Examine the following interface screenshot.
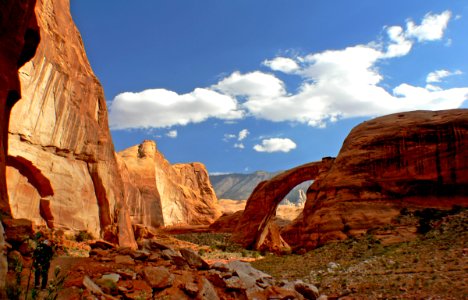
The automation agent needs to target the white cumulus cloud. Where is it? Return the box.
[223,133,236,141]
[253,138,297,153]
[166,130,177,138]
[237,11,467,126]
[238,129,249,141]
[109,88,243,129]
[426,69,463,83]
[213,71,286,98]
[406,10,451,42]
[234,143,245,149]
[263,57,300,73]
[110,10,467,131]
[383,26,413,58]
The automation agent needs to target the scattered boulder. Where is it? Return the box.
[292,280,320,300]
[181,281,199,297]
[224,275,246,290]
[160,248,188,267]
[144,239,172,251]
[142,266,174,289]
[90,240,116,250]
[89,248,109,257]
[131,249,151,260]
[179,248,209,270]
[199,277,220,300]
[114,255,135,265]
[2,218,33,247]
[118,279,152,300]
[83,275,118,299]
[228,260,273,289]
[101,273,120,283]
[210,262,232,273]
[260,285,305,300]
[116,269,137,280]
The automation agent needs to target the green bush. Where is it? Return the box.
[6,258,23,300]
[74,230,94,242]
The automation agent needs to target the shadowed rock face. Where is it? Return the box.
[0,0,39,215]
[0,0,39,295]
[284,109,468,250]
[118,140,222,228]
[6,0,136,248]
[231,158,334,250]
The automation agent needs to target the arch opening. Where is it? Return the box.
[231,157,334,252]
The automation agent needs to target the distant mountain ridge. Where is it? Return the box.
[210,171,312,203]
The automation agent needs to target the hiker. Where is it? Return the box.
[32,239,54,289]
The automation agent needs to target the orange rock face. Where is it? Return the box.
[0,0,39,295]
[6,0,136,248]
[284,109,468,249]
[118,140,221,227]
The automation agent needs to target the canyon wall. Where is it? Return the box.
[118,140,221,227]
[283,109,468,249]
[0,0,39,295]
[6,0,136,248]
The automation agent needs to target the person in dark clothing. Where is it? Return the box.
[32,239,54,289]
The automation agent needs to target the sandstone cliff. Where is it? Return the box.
[284,109,468,249]
[6,0,136,248]
[118,140,221,227]
[0,0,39,295]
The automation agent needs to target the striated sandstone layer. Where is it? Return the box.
[284,109,468,250]
[6,0,136,248]
[0,0,39,295]
[118,140,221,228]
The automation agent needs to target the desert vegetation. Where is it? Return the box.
[170,207,468,299]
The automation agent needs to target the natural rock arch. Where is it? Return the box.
[7,155,55,227]
[7,155,54,198]
[231,157,334,250]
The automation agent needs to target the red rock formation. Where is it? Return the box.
[0,0,39,295]
[284,109,468,250]
[118,140,222,227]
[231,158,334,250]
[6,0,136,248]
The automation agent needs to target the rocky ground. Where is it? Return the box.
[6,231,320,300]
[252,208,468,299]
[6,207,466,299]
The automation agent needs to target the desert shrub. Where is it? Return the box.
[174,233,243,253]
[74,230,94,242]
[96,278,118,295]
[413,205,466,234]
[6,258,23,300]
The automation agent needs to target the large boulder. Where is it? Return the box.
[6,0,136,248]
[117,140,221,227]
[284,109,468,249]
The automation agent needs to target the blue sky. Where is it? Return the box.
[70,1,468,174]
